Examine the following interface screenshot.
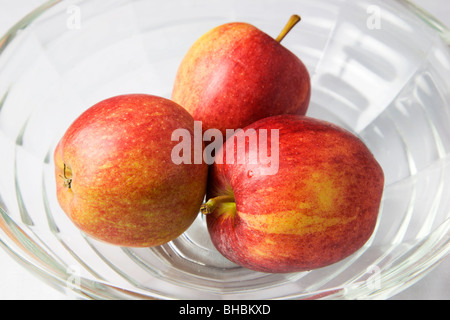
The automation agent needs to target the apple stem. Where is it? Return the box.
[59,163,72,189]
[200,195,235,215]
[275,14,301,43]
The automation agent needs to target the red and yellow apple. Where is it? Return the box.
[202,115,384,273]
[54,94,208,247]
[172,15,311,137]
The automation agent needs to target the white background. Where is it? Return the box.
[0,0,449,300]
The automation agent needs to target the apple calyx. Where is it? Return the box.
[275,14,301,43]
[59,163,73,189]
[200,195,235,215]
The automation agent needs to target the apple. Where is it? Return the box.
[201,115,384,273]
[172,15,311,137]
[54,94,208,247]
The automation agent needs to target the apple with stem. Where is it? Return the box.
[54,94,208,247]
[201,115,384,273]
[172,15,311,137]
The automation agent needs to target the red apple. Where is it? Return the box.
[54,94,208,247]
[202,115,384,273]
[172,15,311,137]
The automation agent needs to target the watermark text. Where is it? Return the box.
[171,121,279,176]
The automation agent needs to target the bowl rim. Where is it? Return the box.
[402,0,450,44]
[0,0,449,300]
[1,0,450,48]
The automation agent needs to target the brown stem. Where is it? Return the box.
[200,195,235,215]
[60,163,72,189]
[276,14,301,43]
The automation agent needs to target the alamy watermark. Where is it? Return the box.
[171,121,280,176]
[366,5,382,30]
[66,265,81,292]
[366,264,382,290]
[66,5,82,30]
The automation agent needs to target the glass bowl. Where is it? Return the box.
[0,0,449,300]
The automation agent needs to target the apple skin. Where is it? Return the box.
[205,115,384,273]
[54,94,208,247]
[171,22,311,137]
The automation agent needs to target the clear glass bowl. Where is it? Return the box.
[0,0,449,300]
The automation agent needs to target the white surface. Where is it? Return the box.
[0,0,448,300]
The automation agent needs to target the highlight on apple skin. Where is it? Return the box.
[172,16,311,138]
[54,94,208,247]
[202,114,385,273]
